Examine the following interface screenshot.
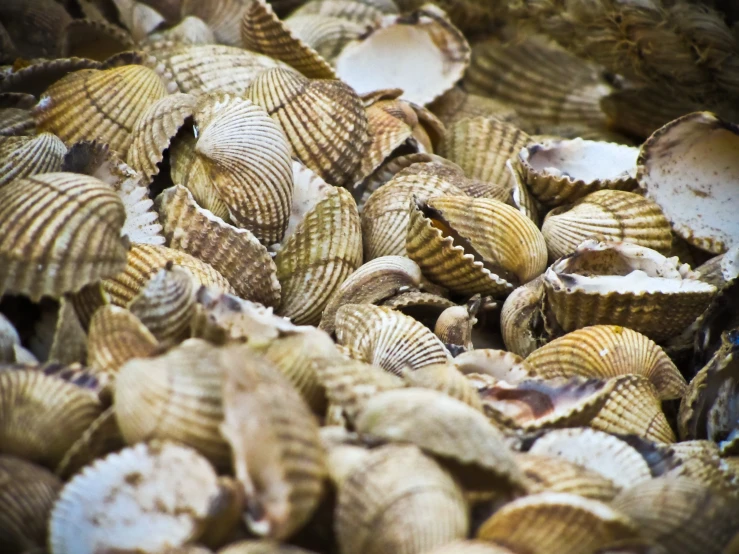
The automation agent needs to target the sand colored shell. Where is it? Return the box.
[524,325,687,401]
[219,345,327,540]
[515,453,619,501]
[476,492,638,554]
[434,299,479,353]
[543,240,717,342]
[335,5,470,106]
[0,369,103,468]
[282,13,367,65]
[424,541,517,554]
[113,0,166,41]
[33,64,168,157]
[0,456,62,552]
[59,18,136,61]
[335,443,468,554]
[0,133,67,188]
[429,86,520,128]
[147,16,216,46]
[181,0,248,45]
[694,245,739,290]
[102,243,234,307]
[403,362,482,410]
[48,441,222,554]
[115,339,231,468]
[0,172,129,302]
[218,541,318,554]
[0,106,36,137]
[157,185,282,307]
[245,67,369,187]
[541,190,673,260]
[664,440,739,497]
[517,138,639,207]
[636,112,739,253]
[499,275,549,357]
[335,304,451,375]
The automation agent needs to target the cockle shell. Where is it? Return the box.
[424,541,516,554]
[500,275,549,357]
[0,106,36,137]
[429,86,520,128]
[434,297,480,353]
[218,541,318,554]
[181,0,247,45]
[0,133,67,188]
[515,453,619,501]
[112,0,166,42]
[402,363,483,409]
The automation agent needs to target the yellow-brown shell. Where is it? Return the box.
[402,363,483,410]
[0,133,67,188]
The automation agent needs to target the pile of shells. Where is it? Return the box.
[1,0,739,553]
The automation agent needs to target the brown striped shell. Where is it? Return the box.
[0,133,67,188]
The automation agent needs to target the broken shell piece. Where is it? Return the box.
[637,112,739,254]
[0,133,67,188]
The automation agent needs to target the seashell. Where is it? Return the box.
[33,65,168,157]
[112,0,166,42]
[524,325,687,401]
[499,275,550,357]
[245,67,369,187]
[528,428,652,489]
[429,86,520,128]
[181,0,248,45]
[102,243,234,307]
[0,455,62,552]
[147,16,216,46]
[694,245,739,290]
[319,256,423,335]
[0,0,71,59]
[219,345,327,540]
[454,349,534,384]
[288,0,397,23]
[434,296,480,354]
[240,0,336,79]
[157,185,282,307]
[66,282,109,332]
[406,195,547,296]
[0,314,22,363]
[355,387,526,492]
[335,443,469,554]
[401,363,482,409]
[612,477,739,554]
[0,369,103,468]
[636,112,739,253]
[664,440,739,497]
[543,240,717,342]
[282,13,368,66]
[0,172,129,302]
[335,304,451,375]
[0,133,67,188]
[380,290,456,328]
[49,441,223,554]
[47,297,88,367]
[335,5,470,106]
[218,541,318,554]
[424,541,517,554]
[476,492,639,554]
[115,339,230,468]
[0,106,36,137]
[59,18,136,61]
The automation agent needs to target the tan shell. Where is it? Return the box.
[49,441,223,554]
[58,18,136,61]
[515,453,619,501]
[665,440,739,497]
[0,172,129,302]
[335,444,468,554]
[476,492,638,554]
[218,541,318,554]
[157,185,281,307]
[403,363,483,410]
[181,0,247,45]
[0,106,36,137]
[113,0,165,41]
[424,541,516,554]
[453,349,534,384]
[245,67,369,187]
[33,65,168,157]
[429,86,520,128]
[147,16,216,46]
[335,304,451,375]
[434,298,479,353]
[499,275,548,357]
[541,190,673,261]
[524,325,687,400]
[219,345,327,540]
[0,133,67,188]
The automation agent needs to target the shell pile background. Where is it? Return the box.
[1,0,739,553]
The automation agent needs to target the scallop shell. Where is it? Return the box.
[636,112,739,253]
[335,304,451,375]
[0,172,129,302]
[335,443,468,554]
[515,453,619,501]
[0,133,67,188]
[49,441,222,554]
[181,0,248,45]
[33,64,168,157]
[47,297,89,367]
[541,190,673,261]
[401,363,483,409]
[245,67,369,187]
[524,325,687,401]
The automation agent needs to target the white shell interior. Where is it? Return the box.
[522,138,638,183]
[639,113,739,253]
[278,160,333,248]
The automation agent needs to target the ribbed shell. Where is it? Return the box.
[33,65,168,157]
[275,186,362,325]
[48,442,221,554]
[114,339,231,468]
[335,444,468,554]
[499,275,547,357]
[0,172,128,302]
[147,15,216,46]
[181,0,247,45]
[102,244,234,307]
[284,14,367,65]
[476,492,638,554]
[525,325,687,401]
[245,67,369,187]
[0,133,67,188]
[194,93,294,244]
[0,107,36,137]
[541,190,672,260]
[157,185,281,307]
[0,369,103,468]
[402,363,482,410]
[429,86,520,128]
[334,304,450,375]
[218,541,318,554]
[515,453,619,501]
[424,541,516,554]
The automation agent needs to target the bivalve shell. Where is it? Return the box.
[403,363,483,410]
[515,453,619,501]
[0,133,67,188]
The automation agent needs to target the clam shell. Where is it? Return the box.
[476,492,638,554]
[0,172,129,302]
[515,453,619,501]
[0,0,71,59]
[541,190,673,260]
[181,0,247,45]
[157,185,282,307]
[289,0,397,23]
[0,133,67,188]
[147,15,216,46]
[245,67,369,187]
[0,314,21,363]
[113,0,165,41]
[665,440,739,497]
[59,18,136,61]
[335,304,451,375]
[335,444,468,554]
[403,363,483,410]
[0,369,103,467]
[33,65,168,157]
[0,456,62,552]
[453,349,534,383]
[283,13,368,65]
[47,297,89,367]
[434,299,479,353]
[424,541,516,554]
[429,86,520,128]
[218,541,318,554]
[499,275,548,357]
[0,106,36,136]
[636,111,739,253]
[525,325,687,400]
[49,441,222,554]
